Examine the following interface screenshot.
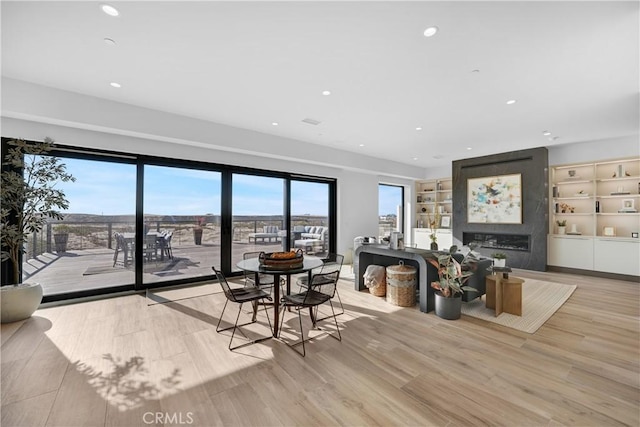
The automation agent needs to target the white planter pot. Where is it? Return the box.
[493,258,506,268]
[1,283,43,323]
[558,226,566,235]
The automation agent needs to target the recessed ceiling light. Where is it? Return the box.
[103,37,116,46]
[423,26,438,37]
[413,157,419,161]
[467,147,473,150]
[359,144,365,147]
[110,82,121,88]
[506,99,517,105]
[472,69,480,73]
[542,131,551,136]
[322,90,331,96]
[416,127,422,131]
[271,122,279,126]
[101,4,119,16]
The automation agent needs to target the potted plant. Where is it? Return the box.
[53,224,71,253]
[193,217,206,245]
[426,245,475,320]
[556,219,567,235]
[491,252,507,268]
[1,138,75,323]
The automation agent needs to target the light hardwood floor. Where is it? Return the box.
[1,268,638,426]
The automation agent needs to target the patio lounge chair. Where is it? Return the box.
[248,225,281,243]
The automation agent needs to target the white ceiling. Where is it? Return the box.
[2,1,638,168]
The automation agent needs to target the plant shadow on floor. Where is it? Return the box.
[74,354,181,411]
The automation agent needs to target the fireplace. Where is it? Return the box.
[463,232,530,252]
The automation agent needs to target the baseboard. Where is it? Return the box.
[547,266,639,283]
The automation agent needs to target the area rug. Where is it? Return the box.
[460,278,576,333]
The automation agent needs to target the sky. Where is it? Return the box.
[379,184,403,216]
[55,157,330,216]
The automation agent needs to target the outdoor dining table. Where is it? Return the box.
[121,231,167,263]
[235,257,323,337]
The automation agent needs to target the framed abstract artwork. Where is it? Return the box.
[467,174,522,223]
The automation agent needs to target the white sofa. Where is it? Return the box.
[248,225,281,243]
[294,226,328,253]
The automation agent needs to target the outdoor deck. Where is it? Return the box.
[23,241,317,296]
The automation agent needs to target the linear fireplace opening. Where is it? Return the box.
[463,232,530,252]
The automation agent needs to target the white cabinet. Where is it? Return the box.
[414,228,433,249]
[413,228,453,250]
[594,238,640,276]
[548,235,594,270]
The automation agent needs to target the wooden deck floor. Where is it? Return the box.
[1,267,638,426]
[23,241,287,296]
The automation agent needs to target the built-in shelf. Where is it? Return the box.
[549,156,640,276]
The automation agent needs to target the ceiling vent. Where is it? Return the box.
[302,118,321,126]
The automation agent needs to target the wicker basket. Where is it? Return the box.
[259,249,304,270]
[364,265,386,297]
[370,278,386,297]
[386,262,417,307]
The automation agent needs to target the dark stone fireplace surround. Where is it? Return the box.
[452,147,549,271]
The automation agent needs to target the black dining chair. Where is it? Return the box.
[213,266,273,351]
[279,270,342,357]
[296,253,345,320]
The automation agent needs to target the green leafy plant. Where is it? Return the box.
[426,245,475,298]
[491,252,507,259]
[1,138,75,285]
[556,219,567,226]
[53,224,72,233]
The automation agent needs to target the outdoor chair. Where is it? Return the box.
[163,231,173,260]
[143,234,159,264]
[296,253,345,320]
[213,266,273,351]
[279,271,342,357]
[113,232,134,267]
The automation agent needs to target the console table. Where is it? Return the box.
[354,245,440,313]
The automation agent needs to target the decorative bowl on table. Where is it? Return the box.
[259,249,304,270]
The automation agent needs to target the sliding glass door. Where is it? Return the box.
[143,165,221,284]
[23,156,137,297]
[6,139,337,301]
[230,173,285,272]
[290,180,330,256]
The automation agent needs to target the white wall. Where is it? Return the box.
[549,135,639,165]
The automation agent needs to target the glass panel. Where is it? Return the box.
[143,165,221,284]
[24,157,137,296]
[291,180,329,256]
[379,184,403,240]
[231,174,285,272]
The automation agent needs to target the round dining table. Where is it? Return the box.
[236,257,323,337]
